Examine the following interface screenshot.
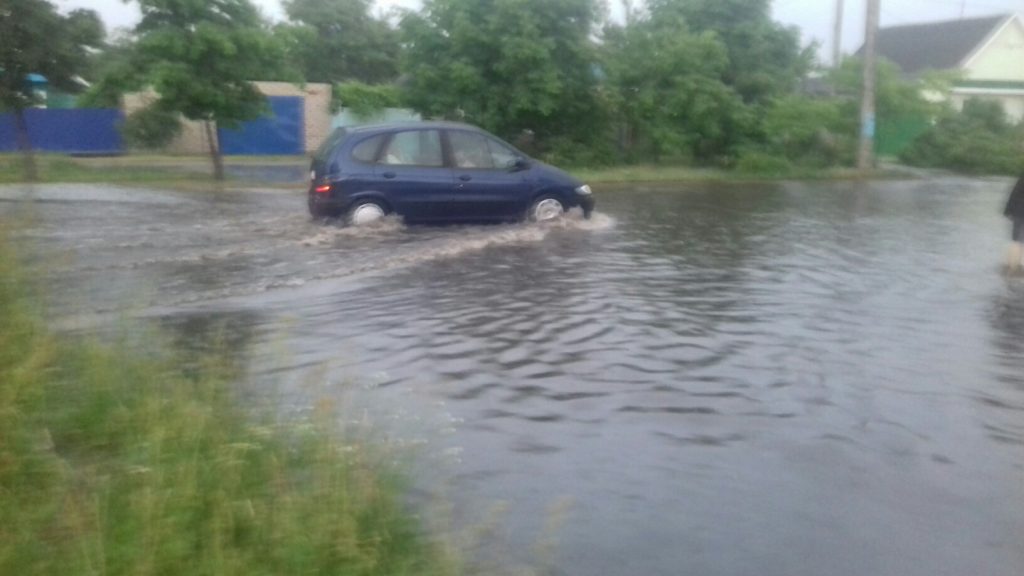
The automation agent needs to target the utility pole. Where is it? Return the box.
[858,0,881,172]
[833,0,845,67]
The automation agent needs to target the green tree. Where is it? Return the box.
[602,7,752,162]
[332,81,402,116]
[831,57,946,122]
[648,0,813,106]
[280,0,399,83]
[901,100,1024,175]
[400,0,609,158]
[77,35,139,108]
[65,8,106,80]
[0,1,103,180]
[120,104,183,150]
[830,56,954,159]
[760,95,855,166]
[117,0,291,180]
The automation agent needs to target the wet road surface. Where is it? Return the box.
[3,178,1023,576]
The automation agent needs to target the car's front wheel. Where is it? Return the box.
[528,195,566,222]
[348,199,390,226]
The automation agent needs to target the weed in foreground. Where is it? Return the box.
[0,230,457,576]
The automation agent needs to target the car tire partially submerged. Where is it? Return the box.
[529,195,566,222]
[349,199,389,226]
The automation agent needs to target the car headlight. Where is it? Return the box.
[575,184,592,195]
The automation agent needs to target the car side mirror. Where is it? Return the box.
[509,158,530,172]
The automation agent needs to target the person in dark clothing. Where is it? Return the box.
[1005,173,1024,270]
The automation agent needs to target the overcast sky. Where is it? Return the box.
[56,0,1024,61]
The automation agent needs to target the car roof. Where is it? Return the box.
[345,121,487,135]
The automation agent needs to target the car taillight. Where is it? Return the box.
[314,184,331,194]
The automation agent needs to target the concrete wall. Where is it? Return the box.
[123,82,332,155]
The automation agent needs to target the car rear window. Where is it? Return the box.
[313,128,347,164]
[351,134,386,163]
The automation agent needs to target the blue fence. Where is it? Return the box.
[0,108,123,154]
[0,98,307,156]
[218,96,304,155]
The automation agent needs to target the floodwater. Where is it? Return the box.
[3,178,1023,576]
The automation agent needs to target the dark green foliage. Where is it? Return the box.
[833,56,955,160]
[0,1,103,109]
[63,8,106,80]
[109,0,295,178]
[333,81,403,116]
[0,1,103,179]
[130,0,286,128]
[901,100,1024,175]
[76,38,138,108]
[280,0,400,83]
[602,10,751,163]
[600,0,815,165]
[399,0,607,156]
[647,0,813,106]
[761,95,856,167]
[734,150,794,175]
[120,104,183,150]
[831,57,948,122]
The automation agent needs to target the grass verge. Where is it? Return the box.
[0,154,213,186]
[0,228,456,576]
[0,154,309,187]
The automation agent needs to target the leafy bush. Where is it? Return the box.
[120,105,183,150]
[901,100,1024,175]
[734,150,794,176]
[831,57,951,121]
[333,82,404,117]
[761,95,856,167]
[540,134,618,168]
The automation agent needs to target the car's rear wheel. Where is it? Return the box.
[348,199,389,226]
[528,196,566,222]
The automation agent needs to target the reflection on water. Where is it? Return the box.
[4,178,1024,576]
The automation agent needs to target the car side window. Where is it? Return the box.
[449,131,496,170]
[381,130,443,167]
[351,134,386,163]
[486,137,520,169]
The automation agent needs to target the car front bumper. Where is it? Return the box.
[578,195,596,218]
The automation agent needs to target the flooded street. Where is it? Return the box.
[3,178,1023,576]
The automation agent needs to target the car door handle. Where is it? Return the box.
[382,172,397,179]
[459,175,472,182]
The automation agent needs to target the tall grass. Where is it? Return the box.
[0,229,456,576]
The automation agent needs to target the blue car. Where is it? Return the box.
[308,122,595,225]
